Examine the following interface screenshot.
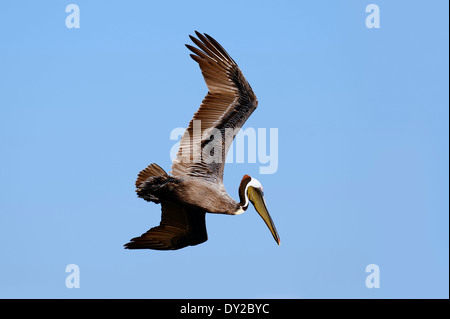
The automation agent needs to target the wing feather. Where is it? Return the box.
[124,201,207,250]
[171,32,258,181]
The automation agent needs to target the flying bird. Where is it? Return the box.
[124,31,280,250]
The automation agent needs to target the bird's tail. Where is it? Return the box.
[135,163,169,203]
[135,163,168,187]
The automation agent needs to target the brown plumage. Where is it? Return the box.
[171,32,258,181]
[125,200,207,250]
[124,32,279,251]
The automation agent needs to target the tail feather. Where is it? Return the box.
[135,163,172,203]
[136,163,168,188]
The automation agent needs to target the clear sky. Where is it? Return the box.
[0,0,448,298]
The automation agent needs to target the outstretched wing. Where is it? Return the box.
[170,31,258,182]
[124,201,207,250]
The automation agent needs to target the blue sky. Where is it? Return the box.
[0,1,448,298]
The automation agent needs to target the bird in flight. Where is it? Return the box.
[124,31,280,250]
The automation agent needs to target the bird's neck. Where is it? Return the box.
[238,176,252,210]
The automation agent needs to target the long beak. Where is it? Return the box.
[247,186,281,245]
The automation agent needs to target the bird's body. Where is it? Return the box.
[125,32,280,250]
[137,168,240,215]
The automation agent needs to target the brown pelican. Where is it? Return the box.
[124,31,280,250]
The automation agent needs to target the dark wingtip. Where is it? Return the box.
[185,44,196,53]
[203,33,214,41]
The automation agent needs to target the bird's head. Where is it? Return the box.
[238,175,280,245]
